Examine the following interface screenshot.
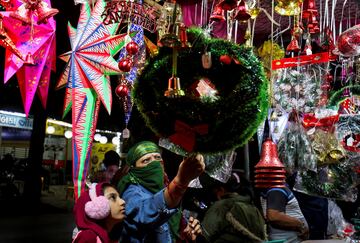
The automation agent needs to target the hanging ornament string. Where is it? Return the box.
[226,10,234,41]
[322,0,329,38]
[117,0,145,131]
[270,0,275,109]
[201,0,208,26]
[319,0,323,42]
[338,0,348,39]
[234,19,239,43]
[330,0,337,42]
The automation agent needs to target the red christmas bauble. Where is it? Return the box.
[126,41,139,55]
[219,55,232,65]
[337,24,360,57]
[118,58,133,72]
[115,84,128,97]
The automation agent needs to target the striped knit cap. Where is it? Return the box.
[126,141,161,165]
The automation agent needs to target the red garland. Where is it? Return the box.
[302,114,339,129]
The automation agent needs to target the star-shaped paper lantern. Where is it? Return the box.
[57,0,129,199]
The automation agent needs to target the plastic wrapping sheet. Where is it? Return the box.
[272,67,322,113]
[294,161,358,202]
[159,138,237,188]
[277,120,317,174]
[336,115,360,153]
[311,129,346,166]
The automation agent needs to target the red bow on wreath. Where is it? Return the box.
[169,120,209,152]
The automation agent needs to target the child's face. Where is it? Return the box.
[103,186,126,222]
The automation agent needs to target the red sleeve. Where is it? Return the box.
[73,230,99,243]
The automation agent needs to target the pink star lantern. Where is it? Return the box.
[1,0,56,116]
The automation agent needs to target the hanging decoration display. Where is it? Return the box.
[329,85,360,107]
[57,0,128,199]
[275,0,302,16]
[277,114,317,174]
[1,0,56,116]
[116,9,146,139]
[134,27,268,153]
[101,0,157,32]
[302,0,320,34]
[336,114,360,153]
[294,161,358,202]
[334,24,360,57]
[273,68,321,113]
[257,40,285,73]
[311,129,346,166]
[0,13,30,63]
[10,0,58,25]
[254,139,287,189]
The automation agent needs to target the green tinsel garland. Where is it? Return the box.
[133,28,269,153]
[328,85,360,107]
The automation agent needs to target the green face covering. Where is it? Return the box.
[117,160,164,195]
[117,160,182,241]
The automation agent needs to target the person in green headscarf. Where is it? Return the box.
[117,141,205,243]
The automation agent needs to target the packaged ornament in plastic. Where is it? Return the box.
[294,161,358,202]
[336,115,360,153]
[277,112,317,174]
[311,129,346,166]
[273,67,322,113]
[159,137,237,185]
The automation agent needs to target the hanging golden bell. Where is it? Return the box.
[24,52,35,65]
[164,76,185,98]
[36,1,59,25]
[270,110,279,121]
[248,7,260,19]
[159,22,182,48]
[10,4,31,25]
[275,0,302,16]
[144,36,159,58]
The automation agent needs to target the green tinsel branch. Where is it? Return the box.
[133,27,269,153]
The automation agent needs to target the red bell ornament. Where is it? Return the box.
[118,58,133,72]
[36,1,59,25]
[218,0,238,11]
[126,41,139,56]
[286,36,301,53]
[255,139,285,169]
[115,84,129,98]
[234,0,251,22]
[210,4,226,22]
[336,24,360,57]
[24,52,35,65]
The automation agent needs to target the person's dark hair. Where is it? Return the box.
[223,172,241,192]
[103,150,120,168]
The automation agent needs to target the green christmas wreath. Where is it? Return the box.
[329,85,360,107]
[133,28,269,153]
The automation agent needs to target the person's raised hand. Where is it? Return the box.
[183,216,202,242]
[176,153,205,186]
